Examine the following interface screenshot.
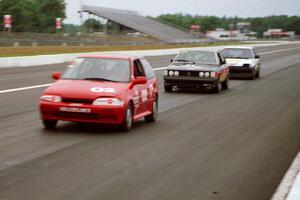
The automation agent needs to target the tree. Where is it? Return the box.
[34,0,66,33]
[157,14,300,36]
[0,0,65,32]
[83,19,103,33]
[0,0,37,32]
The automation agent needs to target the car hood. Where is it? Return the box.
[225,58,256,67]
[43,79,128,99]
[168,64,219,72]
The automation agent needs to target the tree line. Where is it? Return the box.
[157,14,300,36]
[0,0,65,33]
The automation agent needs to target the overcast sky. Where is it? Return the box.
[65,0,300,24]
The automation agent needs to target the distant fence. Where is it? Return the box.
[0,39,211,47]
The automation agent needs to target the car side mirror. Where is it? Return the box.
[52,71,61,80]
[170,59,174,63]
[255,55,260,59]
[130,76,147,89]
[134,76,147,85]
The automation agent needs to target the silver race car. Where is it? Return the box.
[221,47,261,79]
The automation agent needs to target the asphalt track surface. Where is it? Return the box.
[0,44,300,200]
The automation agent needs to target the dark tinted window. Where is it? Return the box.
[133,59,145,77]
[217,53,226,65]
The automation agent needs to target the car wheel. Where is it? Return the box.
[145,98,158,123]
[120,103,133,132]
[43,120,58,129]
[256,69,260,78]
[221,77,229,90]
[250,70,256,80]
[212,80,221,93]
[164,83,173,92]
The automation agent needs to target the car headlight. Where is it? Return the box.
[40,95,62,103]
[174,71,180,76]
[199,72,204,77]
[205,72,210,77]
[169,71,174,76]
[164,70,168,76]
[93,98,124,106]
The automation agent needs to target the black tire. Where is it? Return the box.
[43,120,58,129]
[221,77,229,90]
[256,69,260,78]
[120,103,133,132]
[212,80,221,93]
[250,70,256,80]
[164,82,173,92]
[145,98,158,123]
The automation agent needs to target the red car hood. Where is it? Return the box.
[43,80,129,99]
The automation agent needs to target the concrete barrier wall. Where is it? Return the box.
[0,41,298,68]
[0,49,181,68]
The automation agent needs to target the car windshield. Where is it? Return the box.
[222,48,254,59]
[173,51,218,65]
[62,58,131,83]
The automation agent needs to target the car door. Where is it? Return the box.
[133,59,148,114]
[141,58,157,112]
[217,53,228,82]
[253,49,260,71]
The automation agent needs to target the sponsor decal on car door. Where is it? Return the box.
[219,65,227,82]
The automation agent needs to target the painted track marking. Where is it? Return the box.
[271,151,300,200]
[0,84,52,94]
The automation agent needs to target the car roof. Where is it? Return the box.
[78,54,143,60]
[180,48,221,53]
[222,46,254,50]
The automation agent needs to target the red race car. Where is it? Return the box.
[39,55,158,131]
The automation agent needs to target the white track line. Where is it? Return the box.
[0,68,168,94]
[271,151,300,200]
[1,46,300,95]
[0,84,52,94]
[260,47,300,55]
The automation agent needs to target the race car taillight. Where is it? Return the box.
[40,95,62,103]
[93,98,124,106]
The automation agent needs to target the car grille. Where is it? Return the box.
[178,71,200,77]
[61,98,94,104]
[229,66,252,73]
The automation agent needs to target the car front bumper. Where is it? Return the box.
[164,76,218,88]
[229,66,255,77]
[40,102,126,124]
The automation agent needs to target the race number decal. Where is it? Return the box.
[149,84,154,98]
[141,89,147,102]
[90,87,116,93]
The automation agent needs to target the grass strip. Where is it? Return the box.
[0,42,250,57]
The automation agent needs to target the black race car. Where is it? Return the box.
[163,49,230,93]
